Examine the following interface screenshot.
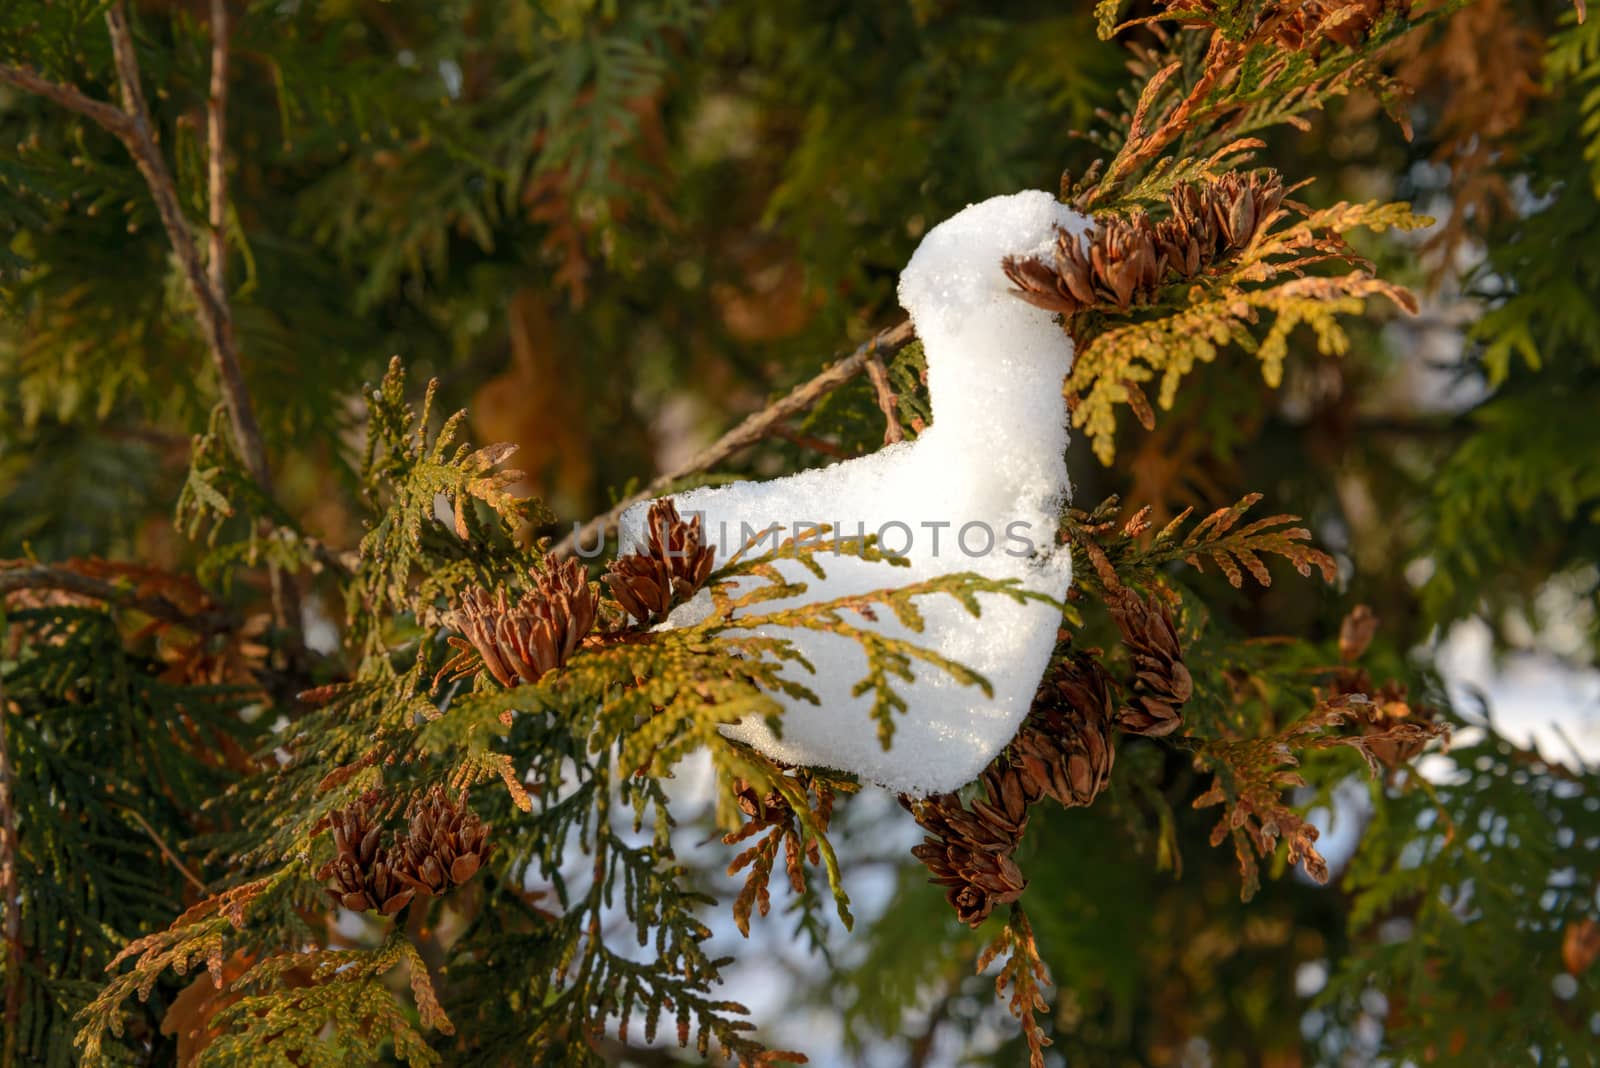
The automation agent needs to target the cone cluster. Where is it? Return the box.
[908,767,1031,928]
[1015,656,1118,807]
[320,793,414,916]
[394,785,493,897]
[1002,172,1286,317]
[605,498,716,624]
[908,658,1119,927]
[453,557,598,687]
[318,788,492,916]
[1106,587,1191,737]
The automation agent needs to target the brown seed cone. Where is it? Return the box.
[1001,252,1084,315]
[1091,214,1166,309]
[905,767,1033,929]
[1204,171,1285,251]
[605,498,716,624]
[317,792,416,916]
[1015,656,1118,807]
[454,557,598,686]
[395,785,493,898]
[1004,172,1286,322]
[730,778,795,832]
[1105,588,1191,737]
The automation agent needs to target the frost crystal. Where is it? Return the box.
[621,191,1090,794]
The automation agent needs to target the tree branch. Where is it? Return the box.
[118,805,206,893]
[863,349,905,445]
[0,565,233,634]
[102,3,301,642]
[554,319,915,555]
[102,2,271,494]
[5,14,300,643]
[0,63,133,135]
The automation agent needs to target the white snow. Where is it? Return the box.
[620,191,1091,795]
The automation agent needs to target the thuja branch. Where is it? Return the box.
[555,319,916,554]
[1,9,271,501]
[1086,37,1237,207]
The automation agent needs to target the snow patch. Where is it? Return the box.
[621,191,1090,795]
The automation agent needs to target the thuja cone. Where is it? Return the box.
[908,767,1031,928]
[908,655,1121,927]
[395,786,492,897]
[1106,586,1191,737]
[455,557,598,686]
[318,792,415,916]
[1002,171,1287,318]
[1004,214,1165,315]
[729,778,795,834]
[1157,171,1284,271]
[1014,656,1117,807]
[606,498,716,623]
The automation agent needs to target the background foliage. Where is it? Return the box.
[1,1,1596,1065]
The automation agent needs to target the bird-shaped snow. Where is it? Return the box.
[619,190,1091,795]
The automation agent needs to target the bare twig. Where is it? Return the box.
[863,350,905,445]
[119,805,206,893]
[0,640,20,1065]
[770,423,850,459]
[206,0,229,301]
[554,319,916,555]
[0,565,233,634]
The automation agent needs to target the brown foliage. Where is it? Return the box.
[975,905,1054,1068]
[1195,692,1446,901]
[723,774,833,937]
[1563,918,1600,978]
[1324,604,1448,768]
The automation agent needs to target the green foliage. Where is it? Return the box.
[1,598,260,1066]
[1418,11,1600,651]
[350,358,550,643]
[1324,726,1600,1063]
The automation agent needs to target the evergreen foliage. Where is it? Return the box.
[1,1,1595,1065]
